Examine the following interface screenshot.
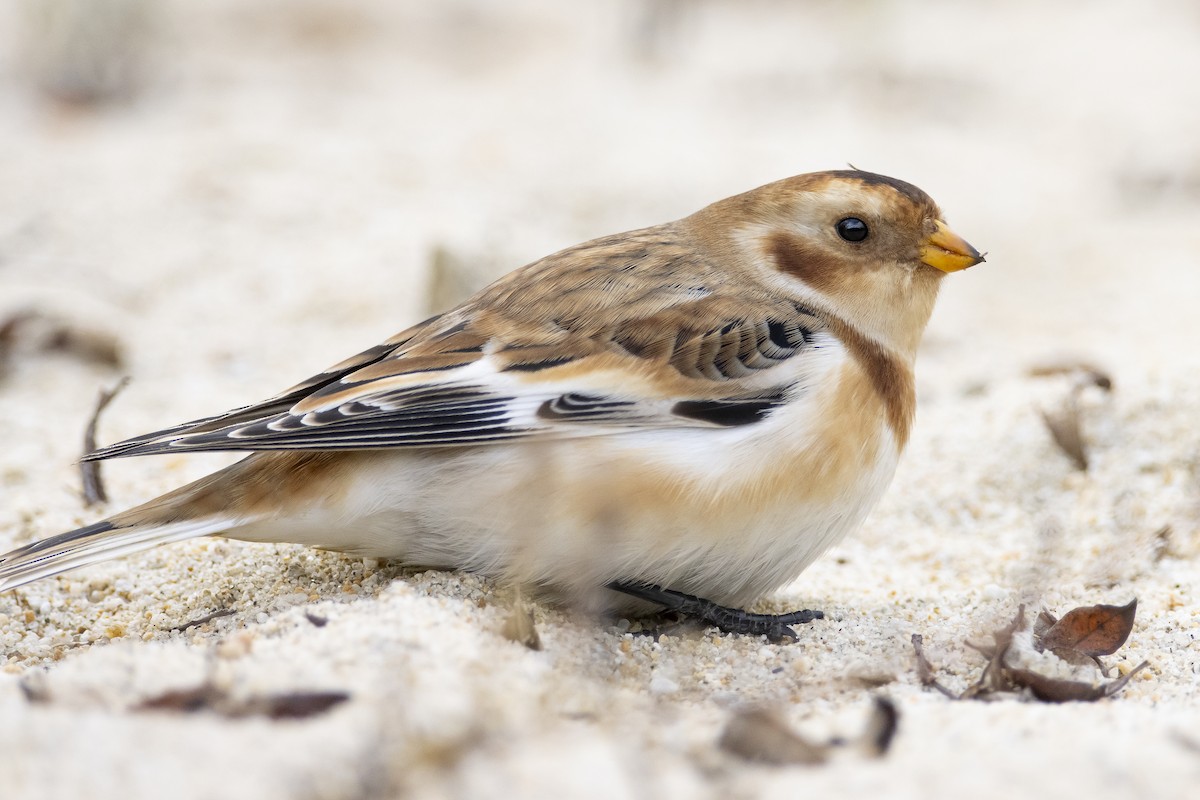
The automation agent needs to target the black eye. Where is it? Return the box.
[836,217,869,242]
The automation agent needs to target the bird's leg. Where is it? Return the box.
[605,581,823,642]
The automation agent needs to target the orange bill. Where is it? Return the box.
[920,220,985,272]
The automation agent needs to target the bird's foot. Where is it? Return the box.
[606,581,823,642]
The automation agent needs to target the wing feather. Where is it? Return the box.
[86,227,834,460]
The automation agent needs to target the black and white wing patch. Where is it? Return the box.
[538,392,787,428]
[85,336,424,460]
[86,303,828,459]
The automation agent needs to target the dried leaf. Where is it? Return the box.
[1008,661,1148,703]
[962,606,1026,699]
[24,0,152,106]
[1152,525,1174,562]
[18,673,52,704]
[1035,359,1116,472]
[1006,669,1108,702]
[1032,609,1058,646]
[846,671,897,689]
[0,308,123,373]
[722,700,897,765]
[1038,599,1137,657]
[254,691,350,720]
[917,603,1147,705]
[911,634,957,699]
[45,325,123,367]
[1171,730,1200,756]
[138,686,216,713]
[1027,358,1113,392]
[501,588,542,650]
[80,377,129,506]
[859,696,899,757]
[0,311,36,378]
[137,684,349,719]
[719,708,828,766]
[1041,400,1088,471]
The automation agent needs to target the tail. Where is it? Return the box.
[0,516,240,593]
[1,451,346,593]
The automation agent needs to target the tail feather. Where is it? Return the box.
[0,517,240,593]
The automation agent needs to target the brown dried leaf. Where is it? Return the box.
[722,700,900,765]
[138,685,217,713]
[0,311,36,378]
[1041,400,1088,470]
[44,325,123,367]
[1035,360,1116,472]
[1008,661,1148,703]
[917,603,1148,705]
[846,671,898,689]
[137,684,349,719]
[1038,599,1137,657]
[1152,525,1175,562]
[1027,358,1113,392]
[962,606,1026,698]
[0,308,123,372]
[1006,669,1108,702]
[253,691,350,720]
[719,708,828,766]
[1032,609,1058,648]
[859,696,899,758]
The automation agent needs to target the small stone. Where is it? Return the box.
[215,631,254,660]
[983,584,1006,601]
[649,675,679,695]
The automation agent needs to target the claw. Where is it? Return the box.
[606,581,824,642]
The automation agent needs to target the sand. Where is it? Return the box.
[2,1,1199,798]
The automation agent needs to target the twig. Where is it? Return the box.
[80,377,130,506]
[911,634,959,699]
[167,608,236,632]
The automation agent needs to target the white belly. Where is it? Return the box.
[233,361,903,610]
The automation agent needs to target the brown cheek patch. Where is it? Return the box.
[824,317,915,448]
[767,232,856,298]
[765,233,914,446]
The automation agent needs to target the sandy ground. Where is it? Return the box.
[2,1,1199,798]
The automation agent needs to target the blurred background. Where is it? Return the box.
[2,5,1199,797]
[1,0,1198,527]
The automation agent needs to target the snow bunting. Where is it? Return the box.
[0,170,982,636]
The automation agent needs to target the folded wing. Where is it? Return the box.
[87,229,835,459]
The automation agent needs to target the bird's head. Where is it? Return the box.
[690,169,984,356]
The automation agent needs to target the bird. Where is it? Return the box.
[0,170,983,638]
